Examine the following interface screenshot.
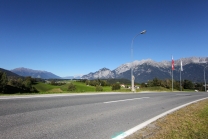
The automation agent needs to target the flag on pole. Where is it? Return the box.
[181,60,183,71]
[172,56,174,70]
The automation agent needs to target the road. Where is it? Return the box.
[0,92,208,139]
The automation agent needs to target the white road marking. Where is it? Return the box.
[112,97,208,139]
[0,94,71,99]
[104,97,149,104]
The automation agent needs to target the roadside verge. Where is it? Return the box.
[112,97,208,139]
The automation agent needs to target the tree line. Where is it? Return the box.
[141,77,205,91]
[0,71,38,93]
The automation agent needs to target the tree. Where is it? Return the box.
[152,77,161,86]
[195,83,203,91]
[183,80,194,89]
[100,80,108,86]
[0,71,8,93]
[161,79,171,89]
[174,81,180,90]
[23,79,32,90]
[17,78,23,89]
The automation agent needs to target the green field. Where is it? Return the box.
[33,81,114,93]
[5,80,194,94]
[31,81,194,94]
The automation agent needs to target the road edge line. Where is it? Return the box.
[112,97,208,139]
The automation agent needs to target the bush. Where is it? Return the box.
[68,83,76,91]
[95,85,103,91]
[112,83,121,90]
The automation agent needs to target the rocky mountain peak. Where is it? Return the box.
[82,57,208,83]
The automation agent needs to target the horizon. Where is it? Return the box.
[1,0,208,76]
[8,56,208,77]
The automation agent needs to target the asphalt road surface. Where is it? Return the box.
[0,92,208,139]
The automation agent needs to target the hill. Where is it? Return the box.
[0,68,20,78]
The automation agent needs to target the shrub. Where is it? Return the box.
[112,83,121,90]
[95,85,103,91]
[68,83,76,91]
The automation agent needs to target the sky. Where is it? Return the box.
[1,0,208,77]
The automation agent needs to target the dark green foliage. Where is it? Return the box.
[112,83,121,90]
[195,83,203,91]
[85,79,110,87]
[0,71,8,93]
[23,79,32,89]
[100,80,108,86]
[147,77,162,87]
[95,85,103,91]
[160,79,171,89]
[142,78,196,91]
[174,81,180,90]
[140,83,147,88]
[68,83,76,91]
[183,80,194,89]
[2,76,38,94]
[152,77,161,86]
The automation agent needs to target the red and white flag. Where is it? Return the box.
[172,56,174,70]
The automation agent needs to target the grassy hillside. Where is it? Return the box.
[30,81,176,94]
[33,81,113,93]
[9,80,184,94]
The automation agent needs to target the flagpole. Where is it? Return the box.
[172,56,173,92]
[180,68,181,91]
[180,60,181,91]
[172,69,173,92]
[180,60,183,91]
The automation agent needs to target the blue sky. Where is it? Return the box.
[1,0,208,77]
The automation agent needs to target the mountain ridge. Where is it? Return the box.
[82,57,208,83]
[0,68,20,78]
[11,67,61,79]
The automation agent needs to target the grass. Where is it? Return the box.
[33,81,115,93]
[33,82,57,92]
[127,98,208,139]
[2,81,194,95]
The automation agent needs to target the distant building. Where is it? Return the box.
[120,84,125,88]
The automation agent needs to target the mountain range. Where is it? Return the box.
[82,57,208,83]
[10,67,61,79]
[1,57,207,82]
